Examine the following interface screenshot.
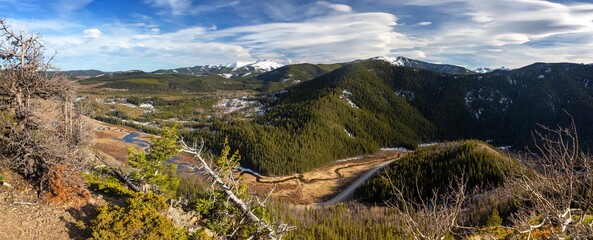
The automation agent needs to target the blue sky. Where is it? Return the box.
[1,0,593,71]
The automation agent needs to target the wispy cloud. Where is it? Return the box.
[55,0,94,11]
[145,0,191,16]
[6,0,593,71]
[145,0,240,16]
[317,1,353,13]
[83,28,101,38]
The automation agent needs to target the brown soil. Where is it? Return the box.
[0,169,107,240]
[242,150,407,205]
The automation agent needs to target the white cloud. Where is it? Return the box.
[317,1,353,13]
[145,0,191,16]
[82,28,101,39]
[209,12,410,62]
[16,0,593,71]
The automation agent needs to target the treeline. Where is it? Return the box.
[82,73,254,93]
[186,64,437,176]
[274,203,403,240]
[355,140,517,203]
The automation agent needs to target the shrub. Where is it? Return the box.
[89,192,188,240]
[84,173,136,198]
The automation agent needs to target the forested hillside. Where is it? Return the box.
[181,60,593,176]
[191,62,437,175]
[380,60,593,147]
[354,140,517,203]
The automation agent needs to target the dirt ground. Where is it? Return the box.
[242,150,407,205]
[0,169,104,240]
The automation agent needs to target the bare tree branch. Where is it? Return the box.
[179,139,294,239]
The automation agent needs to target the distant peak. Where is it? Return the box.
[370,56,408,66]
[474,66,511,73]
[226,59,283,71]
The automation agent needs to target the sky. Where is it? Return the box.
[1,0,593,71]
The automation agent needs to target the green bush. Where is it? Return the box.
[84,173,135,198]
[485,207,503,227]
[128,124,181,198]
[90,192,188,240]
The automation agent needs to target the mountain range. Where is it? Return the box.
[64,56,509,79]
[75,56,593,175]
[208,60,593,175]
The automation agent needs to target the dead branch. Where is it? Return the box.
[386,173,473,239]
[509,117,593,238]
[180,139,294,239]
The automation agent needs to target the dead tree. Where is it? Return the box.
[510,119,593,238]
[387,174,472,240]
[180,139,294,239]
[0,19,90,193]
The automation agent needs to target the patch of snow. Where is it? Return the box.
[249,59,283,71]
[474,67,493,73]
[237,166,262,177]
[339,90,359,109]
[538,74,545,79]
[335,156,363,163]
[418,142,439,147]
[226,59,283,72]
[475,66,511,73]
[381,147,412,152]
[507,76,517,85]
[140,103,154,109]
[219,73,233,79]
[498,146,511,151]
[215,98,262,115]
[396,90,415,101]
[371,56,404,66]
[226,61,253,69]
[474,107,483,119]
[74,96,86,102]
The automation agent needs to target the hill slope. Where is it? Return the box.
[203,60,593,175]
[201,62,437,175]
[354,140,517,203]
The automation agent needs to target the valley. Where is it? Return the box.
[90,118,406,205]
[3,4,593,238]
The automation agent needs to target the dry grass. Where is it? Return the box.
[243,151,407,205]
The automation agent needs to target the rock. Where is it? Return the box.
[189,216,198,225]
[2,182,12,188]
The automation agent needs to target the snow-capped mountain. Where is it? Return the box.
[154,59,283,78]
[370,56,406,66]
[474,67,511,73]
[226,59,283,72]
[370,56,474,74]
